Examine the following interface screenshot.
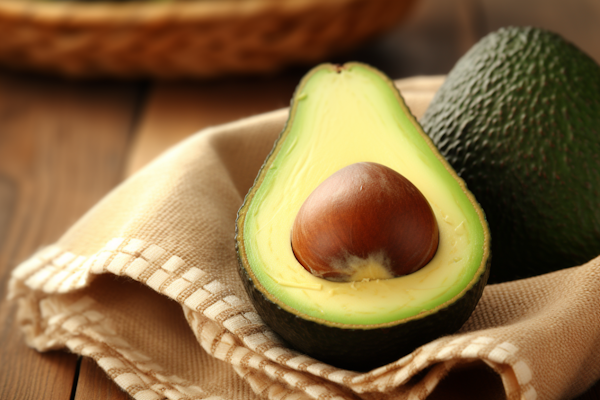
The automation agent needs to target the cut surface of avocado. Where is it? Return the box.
[237,63,489,331]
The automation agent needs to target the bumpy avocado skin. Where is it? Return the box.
[235,62,491,370]
[421,27,600,283]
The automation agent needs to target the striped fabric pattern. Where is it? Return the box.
[10,236,538,400]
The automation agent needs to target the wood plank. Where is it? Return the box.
[0,319,78,400]
[0,69,142,400]
[124,75,301,177]
[73,358,131,400]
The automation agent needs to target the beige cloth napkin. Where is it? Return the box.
[8,76,600,400]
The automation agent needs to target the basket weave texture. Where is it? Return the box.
[0,0,415,78]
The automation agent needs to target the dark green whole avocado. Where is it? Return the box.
[421,26,600,283]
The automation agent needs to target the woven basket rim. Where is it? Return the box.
[0,0,415,78]
[0,0,358,25]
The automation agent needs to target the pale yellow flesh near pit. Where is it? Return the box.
[243,64,485,326]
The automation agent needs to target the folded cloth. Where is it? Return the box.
[8,76,600,400]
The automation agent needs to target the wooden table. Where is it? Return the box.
[1,0,599,398]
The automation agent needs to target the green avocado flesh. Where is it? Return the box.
[421,27,600,283]
[236,63,490,369]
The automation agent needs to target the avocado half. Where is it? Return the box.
[235,63,491,371]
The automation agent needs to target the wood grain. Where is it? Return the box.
[124,75,300,177]
[0,320,77,400]
[0,70,142,400]
[73,358,131,400]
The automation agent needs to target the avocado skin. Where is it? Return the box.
[421,27,600,283]
[238,252,490,371]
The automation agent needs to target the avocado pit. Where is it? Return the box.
[291,162,439,282]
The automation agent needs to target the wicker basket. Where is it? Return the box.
[0,0,416,78]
